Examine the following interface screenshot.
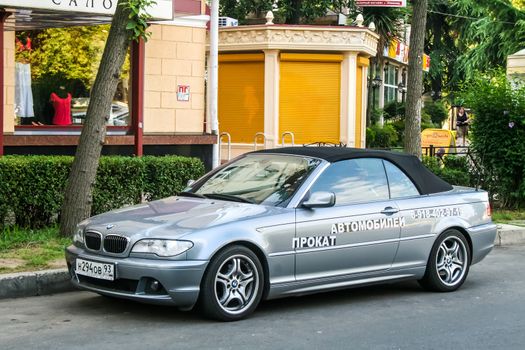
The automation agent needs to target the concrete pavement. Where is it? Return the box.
[0,223,524,300]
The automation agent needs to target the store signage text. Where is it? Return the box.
[0,0,173,19]
[50,0,116,11]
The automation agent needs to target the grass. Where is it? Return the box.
[0,226,71,274]
[492,209,525,225]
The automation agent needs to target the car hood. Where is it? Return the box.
[82,196,278,239]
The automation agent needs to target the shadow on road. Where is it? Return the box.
[64,280,426,322]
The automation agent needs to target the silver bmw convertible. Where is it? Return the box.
[66,147,497,321]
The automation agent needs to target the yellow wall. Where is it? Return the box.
[279,53,341,144]
[218,54,264,143]
[143,24,206,133]
[4,31,15,134]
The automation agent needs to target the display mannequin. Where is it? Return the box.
[50,86,72,125]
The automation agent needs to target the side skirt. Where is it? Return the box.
[265,266,426,300]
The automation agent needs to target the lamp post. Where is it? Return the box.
[398,82,406,103]
[371,75,382,109]
[369,75,382,125]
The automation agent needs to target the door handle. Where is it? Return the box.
[381,207,399,215]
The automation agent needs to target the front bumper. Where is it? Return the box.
[65,245,208,308]
[468,222,497,265]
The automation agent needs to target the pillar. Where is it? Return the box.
[263,49,280,148]
[340,52,357,147]
[131,38,145,157]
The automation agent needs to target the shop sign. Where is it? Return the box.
[384,39,431,71]
[177,85,190,102]
[0,0,173,20]
[356,0,407,7]
[421,128,455,154]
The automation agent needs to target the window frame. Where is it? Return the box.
[305,157,392,207]
[295,157,422,208]
[382,159,421,199]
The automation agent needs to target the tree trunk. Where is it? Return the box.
[366,57,377,127]
[430,11,444,100]
[59,0,132,237]
[404,0,428,158]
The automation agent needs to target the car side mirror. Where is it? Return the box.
[186,179,196,187]
[302,191,335,208]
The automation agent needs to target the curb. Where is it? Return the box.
[1,226,524,300]
[0,268,74,300]
[495,224,525,246]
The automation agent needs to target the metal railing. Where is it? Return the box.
[253,132,268,150]
[281,131,295,147]
[218,132,232,162]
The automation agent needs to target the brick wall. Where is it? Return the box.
[144,24,206,133]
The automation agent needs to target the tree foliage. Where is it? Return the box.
[460,70,525,208]
[220,0,357,24]
[452,0,525,81]
[426,0,525,96]
[16,26,109,89]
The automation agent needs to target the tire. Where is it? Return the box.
[419,229,471,292]
[199,245,264,321]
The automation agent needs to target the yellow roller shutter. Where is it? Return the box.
[218,54,264,143]
[280,53,342,145]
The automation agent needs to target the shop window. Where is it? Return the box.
[383,64,399,104]
[14,27,131,128]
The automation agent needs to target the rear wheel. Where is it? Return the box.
[419,229,471,292]
[199,245,264,321]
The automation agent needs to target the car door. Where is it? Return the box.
[382,160,445,269]
[294,158,403,281]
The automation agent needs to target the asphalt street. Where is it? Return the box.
[1,246,524,350]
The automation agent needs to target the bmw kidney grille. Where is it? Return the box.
[84,231,102,251]
[84,231,128,254]
[104,234,129,254]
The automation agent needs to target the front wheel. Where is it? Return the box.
[419,229,471,292]
[199,245,264,321]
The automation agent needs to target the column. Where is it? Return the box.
[340,52,357,147]
[359,62,369,148]
[263,49,280,148]
[131,38,145,157]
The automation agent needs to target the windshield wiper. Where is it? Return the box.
[178,191,207,199]
[202,193,255,204]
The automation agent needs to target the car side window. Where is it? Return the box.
[310,158,389,205]
[383,160,420,198]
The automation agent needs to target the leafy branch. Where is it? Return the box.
[122,0,156,41]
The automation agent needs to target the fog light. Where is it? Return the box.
[150,280,160,292]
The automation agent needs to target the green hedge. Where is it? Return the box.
[422,155,473,187]
[460,70,525,208]
[0,155,205,229]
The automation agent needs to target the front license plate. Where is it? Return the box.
[75,258,114,281]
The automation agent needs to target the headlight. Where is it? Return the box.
[73,227,84,245]
[131,239,193,257]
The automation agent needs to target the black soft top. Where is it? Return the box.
[252,147,453,195]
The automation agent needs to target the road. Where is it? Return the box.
[1,246,524,350]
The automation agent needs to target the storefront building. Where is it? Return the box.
[1,0,215,168]
[213,23,379,161]
[370,37,431,125]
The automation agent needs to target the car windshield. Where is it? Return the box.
[190,154,321,206]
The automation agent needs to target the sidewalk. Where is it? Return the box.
[1,224,524,300]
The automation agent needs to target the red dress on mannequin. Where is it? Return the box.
[50,92,72,125]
